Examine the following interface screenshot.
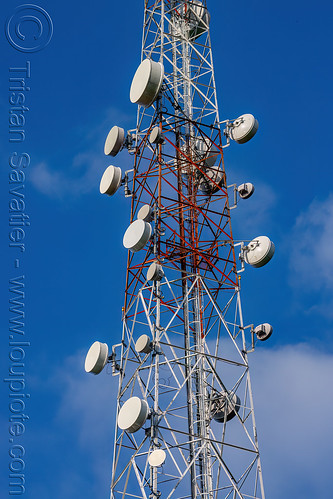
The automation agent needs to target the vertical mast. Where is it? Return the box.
[84,2,275,498]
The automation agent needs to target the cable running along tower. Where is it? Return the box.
[84,2,275,498]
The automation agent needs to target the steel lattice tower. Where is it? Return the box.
[84,2,274,498]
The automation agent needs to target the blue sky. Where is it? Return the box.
[1,1,333,497]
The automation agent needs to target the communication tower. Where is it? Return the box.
[84,2,274,498]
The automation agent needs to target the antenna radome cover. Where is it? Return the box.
[148,449,166,467]
[147,262,164,281]
[118,397,149,433]
[135,334,152,354]
[230,114,259,144]
[104,126,125,156]
[212,391,241,423]
[130,59,164,107]
[123,219,152,252]
[137,204,154,222]
[254,323,273,341]
[238,182,255,199]
[100,165,122,196]
[245,236,275,268]
[84,341,109,375]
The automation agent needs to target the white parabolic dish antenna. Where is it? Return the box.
[148,449,166,467]
[195,139,219,168]
[123,219,152,252]
[184,1,210,39]
[104,126,125,156]
[230,114,259,144]
[137,204,154,222]
[100,165,122,196]
[147,261,164,281]
[84,341,109,374]
[195,139,220,168]
[130,59,164,107]
[199,166,224,194]
[135,334,152,354]
[118,397,149,433]
[212,392,241,422]
[237,182,255,199]
[254,323,273,341]
[149,126,164,145]
[245,236,275,268]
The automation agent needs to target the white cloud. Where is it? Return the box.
[29,156,104,198]
[54,357,116,498]
[54,352,116,449]
[251,343,333,498]
[48,344,333,499]
[289,194,333,291]
[23,343,333,498]
[287,194,333,317]
[29,161,66,198]
[29,106,133,199]
[25,352,116,499]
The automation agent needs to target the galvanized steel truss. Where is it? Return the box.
[111,2,265,498]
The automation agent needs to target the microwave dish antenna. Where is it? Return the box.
[137,204,154,222]
[211,391,241,423]
[123,219,152,252]
[238,182,255,199]
[104,126,125,157]
[230,113,259,144]
[149,126,164,145]
[84,341,109,375]
[130,59,164,107]
[117,397,149,433]
[254,323,273,341]
[99,165,122,196]
[135,334,152,354]
[148,449,166,467]
[146,261,164,281]
[245,235,275,268]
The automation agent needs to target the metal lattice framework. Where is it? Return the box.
[109,2,266,498]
